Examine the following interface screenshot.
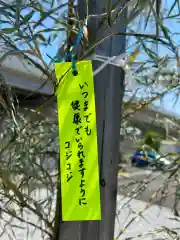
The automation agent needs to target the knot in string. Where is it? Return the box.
[53,28,84,76]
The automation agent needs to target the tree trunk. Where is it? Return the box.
[56,1,127,239]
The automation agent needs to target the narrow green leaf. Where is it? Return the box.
[141,41,158,62]
[15,0,21,28]
[34,33,46,42]
[37,28,65,33]
[151,4,176,52]
[23,10,35,24]
[0,20,11,24]
[51,33,58,42]
[38,2,44,19]
[47,36,51,44]
[2,28,15,33]
[51,0,55,8]
[105,0,112,26]
[168,0,177,17]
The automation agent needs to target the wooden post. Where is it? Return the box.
[56,1,127,239]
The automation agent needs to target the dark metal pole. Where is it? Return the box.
[56,1,127,239]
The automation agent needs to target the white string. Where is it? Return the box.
[93,53,130,76]
[93,56,116,76]
[93,54,137,92]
